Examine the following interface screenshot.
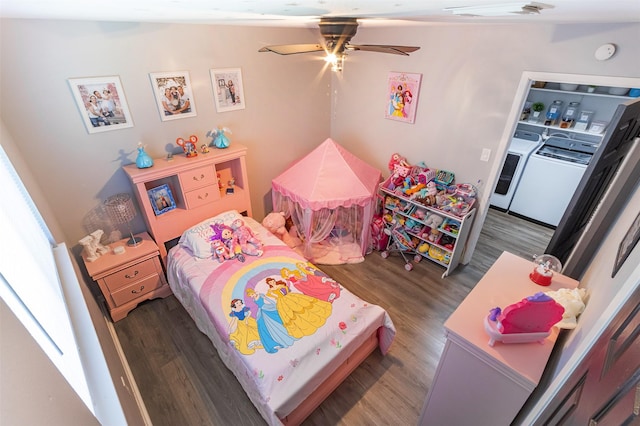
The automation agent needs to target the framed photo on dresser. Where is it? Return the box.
[148,184,176,216]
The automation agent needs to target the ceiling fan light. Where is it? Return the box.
[332,55,344,72]
[325,53,344,72]
[445,2,551,17]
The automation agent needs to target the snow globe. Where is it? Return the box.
[529,254,563,286]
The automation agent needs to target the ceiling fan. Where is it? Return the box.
[258,17,420,71]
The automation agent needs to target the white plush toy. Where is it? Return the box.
[79,229,110,262]
[544,287,587,329]
[424,214,444,229]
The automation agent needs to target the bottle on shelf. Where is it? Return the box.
[544,100,564,126]
[560,102,580,129]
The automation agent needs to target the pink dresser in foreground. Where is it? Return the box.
[419,251,579,425]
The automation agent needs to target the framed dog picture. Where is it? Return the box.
[210,68,245,113]
[68,76,134,134]
[148,184,176,216]
[149,71,197,121]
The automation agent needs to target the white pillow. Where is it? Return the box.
[178,210,243,258]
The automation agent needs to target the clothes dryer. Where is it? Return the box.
[509,136,596,227]
[490,130,542,210]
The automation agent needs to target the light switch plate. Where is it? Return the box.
[481,148,491,162]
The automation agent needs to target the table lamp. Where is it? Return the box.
[104,193,142,246]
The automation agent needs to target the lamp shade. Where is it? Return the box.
[104,193,136,224]
[104,193,142,246]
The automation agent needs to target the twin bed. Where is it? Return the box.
[165,210,396,425]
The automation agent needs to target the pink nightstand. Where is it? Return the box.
[82,232,172,321]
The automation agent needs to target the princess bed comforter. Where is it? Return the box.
[166,210,395,425]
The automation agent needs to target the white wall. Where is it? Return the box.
[0,299,99,426]
[3,20,638,256]
[0,121,147,425]
[0,19,331,247]
[1,17,639,423]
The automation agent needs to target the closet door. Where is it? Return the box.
[536,285,640,425]
[547,99,640,278]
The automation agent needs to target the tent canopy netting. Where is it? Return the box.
[271,138,381,265]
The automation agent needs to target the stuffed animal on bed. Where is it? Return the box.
[230,218,263,256]
[211,239,232,263]
[262,212,302,248]
[210,223,245,262]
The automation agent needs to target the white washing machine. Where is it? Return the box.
[509,136,597,227]
[490,130,542,210]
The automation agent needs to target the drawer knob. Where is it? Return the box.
[198,193,209,200]
[131,285,145,294]
[125,270,139,279]
[193,174,205,181]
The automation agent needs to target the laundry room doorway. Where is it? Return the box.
[467,72,640,278]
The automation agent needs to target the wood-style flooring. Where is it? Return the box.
[114,208,554,425]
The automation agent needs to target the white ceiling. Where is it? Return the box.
[1,0,639,27]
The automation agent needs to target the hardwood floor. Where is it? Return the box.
[114,208,554,425]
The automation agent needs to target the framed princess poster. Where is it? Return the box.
[385,72,422,124]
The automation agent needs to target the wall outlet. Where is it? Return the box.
[480,148,491,162]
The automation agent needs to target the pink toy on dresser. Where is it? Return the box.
[485,292,565,346]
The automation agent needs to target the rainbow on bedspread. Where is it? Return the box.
[199,244,343,355]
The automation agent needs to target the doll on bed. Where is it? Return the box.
[211,223,245,262]
[230,218,263,257]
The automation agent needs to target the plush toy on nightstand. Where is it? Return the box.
[79,229,110,262]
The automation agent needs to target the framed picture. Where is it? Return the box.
[148,184,176,216]
[68,76,134,134]
[612,211,640,277]
[210,68,245,113]
[384,72,422,124]
[149,71,197,121]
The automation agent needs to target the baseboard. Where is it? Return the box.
[102,308,153,426]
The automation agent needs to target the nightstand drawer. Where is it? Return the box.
[111,274,164,306]
[184,185,221,209]
[180,165,216,192]
[103,258,158,292]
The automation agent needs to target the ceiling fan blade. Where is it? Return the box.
[346,44,420,56]
[258,44,324,55]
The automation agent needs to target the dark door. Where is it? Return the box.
[534,285,640,425]
[546,99,640,279]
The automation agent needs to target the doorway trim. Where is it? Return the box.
[463,72,640,266]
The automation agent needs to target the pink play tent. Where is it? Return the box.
[271,138,382,264]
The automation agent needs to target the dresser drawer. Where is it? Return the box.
[180,165,216,192]
[184,185,220,209]
[110,274,164,306]
[103,258,158,292]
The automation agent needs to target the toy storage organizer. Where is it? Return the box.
[379,177,476,278]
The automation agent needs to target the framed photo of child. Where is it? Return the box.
[68,76,134,134]
[210,68,245,113]
[148,184,176,216]
[149,71,198,121]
